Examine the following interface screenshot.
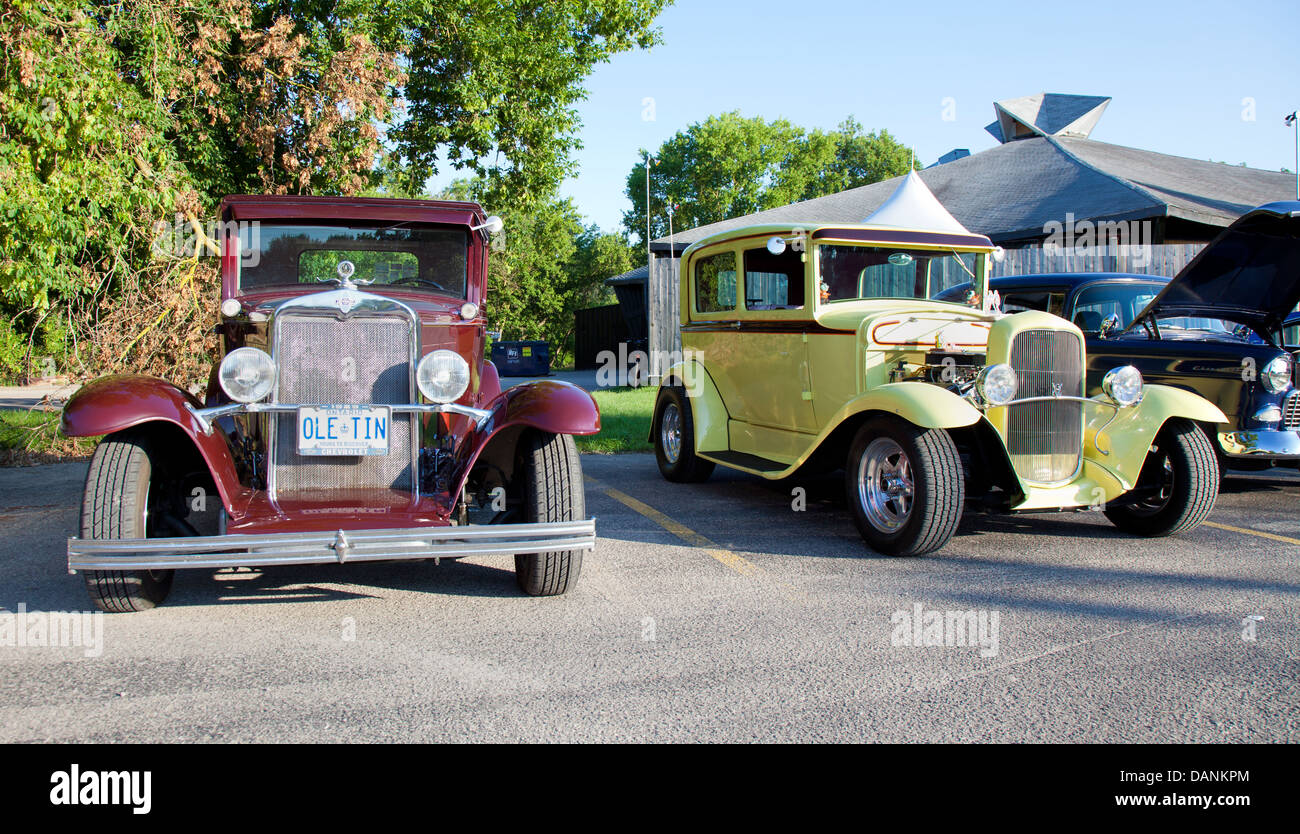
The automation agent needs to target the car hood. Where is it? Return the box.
[1127,201,1300,336]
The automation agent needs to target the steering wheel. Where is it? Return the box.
[389,276,449,292]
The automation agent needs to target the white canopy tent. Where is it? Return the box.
[862,170,975,235]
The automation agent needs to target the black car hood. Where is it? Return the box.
[1128,201,1300,337]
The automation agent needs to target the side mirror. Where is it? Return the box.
[1099,313,1121,338]
[766,236,787,256]
[472,215,504,235]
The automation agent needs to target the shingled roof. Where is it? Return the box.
[651,135,1296,253]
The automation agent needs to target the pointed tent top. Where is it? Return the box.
[862,170,973,235]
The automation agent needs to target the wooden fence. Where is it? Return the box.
[990,243,1205,278]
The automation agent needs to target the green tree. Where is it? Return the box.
[387,0,670,208]
[623,112,918,247]
[0,0,670,382]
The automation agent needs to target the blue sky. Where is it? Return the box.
[474,0,1300,233]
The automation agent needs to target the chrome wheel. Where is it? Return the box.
[660,402,682,464]
[857,437,914,533]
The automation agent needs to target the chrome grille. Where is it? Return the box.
[1007,329,1084,484]
[1283,391,1300,431]
[271,313,415,495]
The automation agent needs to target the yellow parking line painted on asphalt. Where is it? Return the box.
[588,478,762,577]
[1204,521,1300,547]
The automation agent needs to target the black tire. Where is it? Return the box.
[845,417,964,556]
[653,385,715,483]
[80,429,177,612]
[515,431,585,596]
[1105,419,1219,537]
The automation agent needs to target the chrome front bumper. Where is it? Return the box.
[67,520,596,573]
[1219,429,1300,459]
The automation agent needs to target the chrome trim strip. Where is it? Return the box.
[68,520,596,572]
[191,401,492,432]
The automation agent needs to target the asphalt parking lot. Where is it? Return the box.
[0,453,1296,743]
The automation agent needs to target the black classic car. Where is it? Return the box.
[942,201,1300,473]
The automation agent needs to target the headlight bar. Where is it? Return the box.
[186,401,493,436]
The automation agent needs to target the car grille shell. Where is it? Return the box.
[1006,329,1085,484]
[270,311,416,496]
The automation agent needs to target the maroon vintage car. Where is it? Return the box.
[62,196,600,611]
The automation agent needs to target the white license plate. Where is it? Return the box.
[297,405,391,456]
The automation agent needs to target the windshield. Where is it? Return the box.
[817,245,983,304]
[238,222,469,297]
[1073,282,1241,335]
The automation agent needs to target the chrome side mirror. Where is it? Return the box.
[1099,313,1121,338]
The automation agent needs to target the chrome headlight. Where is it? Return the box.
[976,364,1018,406]
[218,347,276,403]
[1103,365,1144,407]
[1261,355,1292,394]
[417,350,470,403]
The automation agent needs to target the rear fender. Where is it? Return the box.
[655,359,728,452]
[60,375,249,512]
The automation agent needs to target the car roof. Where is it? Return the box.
[682,222,995,259]
[988,272,1171,291]
[219,194,486,227]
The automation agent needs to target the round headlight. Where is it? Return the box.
[417,350,470,404]
[218,347,275,403]
[1261,355,1292,394]
[976,364,1018,406]
[1103,365,1144,407]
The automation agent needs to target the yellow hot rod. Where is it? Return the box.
[650,178,1228,556]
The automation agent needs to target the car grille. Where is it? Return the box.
[1006,329,1084,484]
[1283,391,1300,431]
[271,313,415,495]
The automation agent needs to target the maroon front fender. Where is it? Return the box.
[61,375,250,512]
[448,380,600,501]
[491,380,600,436]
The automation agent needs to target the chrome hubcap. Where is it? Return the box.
[660,403,682,463]
[857,438,914,533]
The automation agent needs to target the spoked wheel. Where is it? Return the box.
[845,417,964,556]
[857,437,915,533]
[1105,419,1218,537]
[80,428,184,612]
[653,385,714,483]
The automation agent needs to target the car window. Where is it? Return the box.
[743,246,805,311]
[239,222,468,297]
[695,250,737,314]
[818,246,979,303]
[1071,283,1164,331]
[1001,290,1066,316]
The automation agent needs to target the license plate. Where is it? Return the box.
[297,405,391,456]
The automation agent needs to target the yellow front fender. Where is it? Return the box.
[827,382,984,430]
[1086,384,1227,490]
